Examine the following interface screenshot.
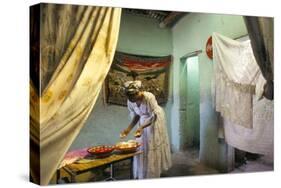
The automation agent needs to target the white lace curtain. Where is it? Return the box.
[223,96,273,156]
[213,32,273,156]
[30,4,121,185]
[213,32,265,129]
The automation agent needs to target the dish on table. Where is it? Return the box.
[115,140,141,153]
[87,145,115,158]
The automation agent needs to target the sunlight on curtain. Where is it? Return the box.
[30,4,121,185]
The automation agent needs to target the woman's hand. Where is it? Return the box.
[120,128,130,139]
[134,127,143,138]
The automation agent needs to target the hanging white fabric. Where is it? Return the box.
[213,32,266,128]
[213,32,273,156]
[224,96,273,156]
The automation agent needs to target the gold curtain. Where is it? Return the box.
[30,4,121,185]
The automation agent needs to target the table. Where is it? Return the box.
[57,151,142,183]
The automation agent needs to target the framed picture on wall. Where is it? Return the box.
[105,52,171,106]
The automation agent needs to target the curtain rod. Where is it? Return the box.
[179,34,248,62]
[234,34,249,40]
[180,50,202,61]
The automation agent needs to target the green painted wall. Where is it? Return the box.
[69,12,173,151]
[117,12,172,56]
[186,56,200,147]
[171,13,247,170]
[178,56,200,149]
[69,93,133,150]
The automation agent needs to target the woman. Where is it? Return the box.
[120,80,172,179]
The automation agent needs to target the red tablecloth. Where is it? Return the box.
[59,148,89,168]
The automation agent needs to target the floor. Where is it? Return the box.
[114,149,273,179]
[55,148,273,184]
[161,149,218,177]
[98,148,219,181]
[166,149,273,176]
[231,154,273,174]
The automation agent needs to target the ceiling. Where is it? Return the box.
[123,8,187,28]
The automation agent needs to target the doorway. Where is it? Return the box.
[179,55,200,150]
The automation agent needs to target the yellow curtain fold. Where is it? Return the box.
[30,4,121,185]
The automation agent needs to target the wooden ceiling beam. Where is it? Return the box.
[159,12,187,28]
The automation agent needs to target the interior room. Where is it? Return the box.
[29,4,274,185]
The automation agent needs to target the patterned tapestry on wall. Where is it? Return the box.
[106,52,171,106]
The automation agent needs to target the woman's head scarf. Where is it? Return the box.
[124,80,142,95]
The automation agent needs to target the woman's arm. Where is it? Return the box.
[120,114,140,138]
[135,93,160,137]
[127,114,140,131]
[140,114,157,129]
[134,114,157,137]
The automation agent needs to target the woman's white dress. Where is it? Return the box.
[127,91,172,179]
